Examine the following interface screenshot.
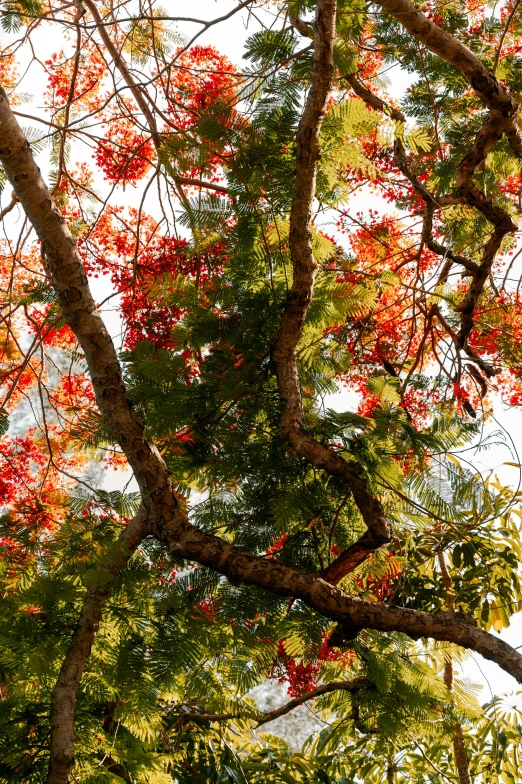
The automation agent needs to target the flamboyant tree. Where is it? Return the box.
[2,0,522,781]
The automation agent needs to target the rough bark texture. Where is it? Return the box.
[292,3,518,562]
[0,83,181,783]
[453,723,473,784]
[47,508,147,783]
[0,92,179,516]
[437,551,473,784]
[275,0,391,581]
[157,516,522,682]
[374,0,517,115]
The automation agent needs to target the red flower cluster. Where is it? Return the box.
[94,124,155,186]
[45,45,106,110]
[84,208,226,354]
[270,637,347,698]
[266,533,289,555]
[168,46,238,130]
[194,597,220,623]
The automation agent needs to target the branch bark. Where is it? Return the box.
[346,66,516,364]
[48,507,148,784]
[0,84,182,784]
[373,0,522,194]
[156,514,522,682]
[256,676,369,725]
[275,0,391,582]
[0,190,18,221]
[99,755,134,784]
[387,759,397,784]
[437,552,473,784]
[373,0,516,115]
[177,676,369,726]
[372,0,520,351]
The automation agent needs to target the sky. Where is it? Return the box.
[2,0,522,704]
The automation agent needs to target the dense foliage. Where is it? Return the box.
[2,0,522,781]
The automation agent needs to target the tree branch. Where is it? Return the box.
[345,69,516,362]
[373,0,516,115]
[157,516,522,684]
[0,190,18,221]
[437,551,473,784]
[48,506,148,784]
[0,83,181,784]
[99,755,134,784]
[178,677,369,726]
[257,676,369,725]
[174,175,230,194]
[274,0,391,583]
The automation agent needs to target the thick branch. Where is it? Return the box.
[426,238,479,276]
[344,71,404,123]
[455,114,517,233]
[454,723,473,784]
[156,515,522,683]
[274,0,391,580]
[371,3,518,234]
[48,507,148,784]
[0,85,181,784]
[455,228,506,348]
[175,175,230,194]
[374,0,522,169]
[289,14,314,38]
[373,0,517,115]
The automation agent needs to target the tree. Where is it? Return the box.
[2,0,522,780]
